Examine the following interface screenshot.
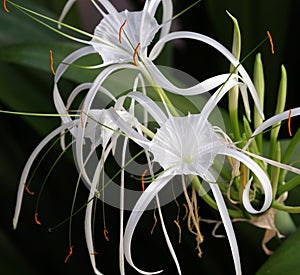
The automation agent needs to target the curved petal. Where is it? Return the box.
[58,0,77,26]
[124,91,168,125]
[149,31,264,119]
[223,148,272,214]
[244,107,300,150]
[144,59,232,96]
[209,183,241,275]
[147,0,173,57]
[84,156,104,275]
[155,196,182,275]
[201,78,243,120]
[97,0,118,14]
[74,63,138,188]
[123,172,174,274]
[84,143,114,275]
[13,121,76,229]
[54,46,97,127]
[106,107,150,148]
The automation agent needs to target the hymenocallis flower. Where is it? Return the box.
[5,0,280,274]
[48,0,264,123]
[106,89,274,275]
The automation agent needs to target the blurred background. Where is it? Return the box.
[1,0,300,274]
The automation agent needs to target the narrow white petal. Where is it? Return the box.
[244,107,300,150]
[125,92,168,125]
[119,137,129,275]
[145,59,232,95]
[150,0,173,57]
[74,63,137,188]
[85,161,104,275]
[13,121,76,229]
[201,78,241,119]
[149,31,264,119]
[156,196,182,275]
[223,148,272,214]
[107,108,150,148]
[84,144,113,275]
[58,0,77,27]
[54,46,96,127]
[124,173,174,274]
[209,183,242,275]
[97,0,118,14]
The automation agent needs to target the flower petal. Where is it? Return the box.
[123,172,174,274]
[13,121,76,229]
[149,31,264,119]
[223,148,272,214]
[244,107,300,150]
[209,183,241,275]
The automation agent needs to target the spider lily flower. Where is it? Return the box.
[52,0,264,123]
[106,91,273,275]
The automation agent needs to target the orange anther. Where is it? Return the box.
[4,0,9,13]
[133,42,141,66]
[24,183,34,195]
[49,50,56,75]
[119,19,127,44]
[34,212,42,225]
[91,251,98,255]
[103,228,109,241]
[64,246,73,263]
[141,169,148,192]
[267,31,274,54]
[288,109,293,137]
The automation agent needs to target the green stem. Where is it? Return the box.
[272,201,300,213]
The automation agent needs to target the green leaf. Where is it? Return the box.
[256,226,300,274]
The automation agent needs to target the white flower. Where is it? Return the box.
[54,0,264,124]
[107,91,274,275]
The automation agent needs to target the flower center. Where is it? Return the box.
[150,114,226,175]
[91,10,159,64]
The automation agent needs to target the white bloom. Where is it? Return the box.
[54,0,264,124]
[107,91,273,275]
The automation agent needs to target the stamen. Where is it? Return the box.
[24,183,35,195]
[64,246,73,263]
[49,50,56,75]
[91,251,98,255]
[141,169,148,192]
[267,31,275,54]
[133,42,141,66]
[3,0,9,12]
[34,212,42,225]
[288,109,293,136]
[150,208,157,235]
[182,203,189,221]
[173,220,182,243]
[118,19,127,44]
[103,228,109,241]
[80,104,85,128]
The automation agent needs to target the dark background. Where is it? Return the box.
[1,0,300,274]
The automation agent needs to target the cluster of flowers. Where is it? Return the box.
[9,0,300,274]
